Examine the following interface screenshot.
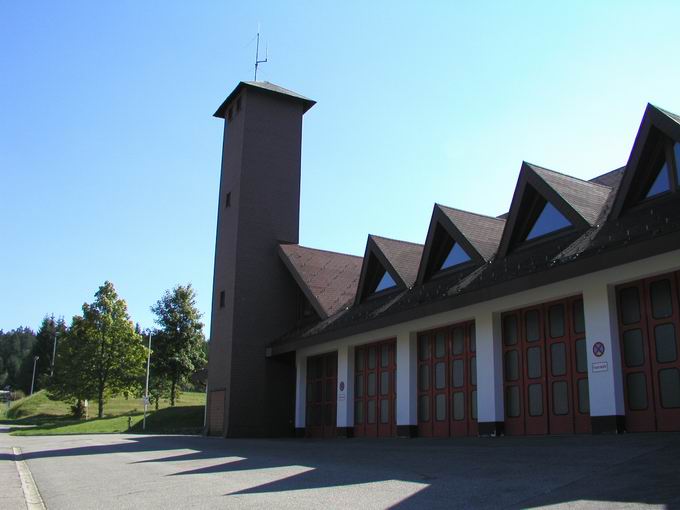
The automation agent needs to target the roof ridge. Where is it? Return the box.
[527,162,613,190]
[282,243,362,260]
[437,203,506,222]
[370,234,424,248]
[650,103,677,116]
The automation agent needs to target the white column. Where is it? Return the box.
[583,281,625,418]
[476,311,504,432]
[336,344,354,431]
[294,352,307,429]
[396,330,417,433]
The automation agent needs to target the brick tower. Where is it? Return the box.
[206,81,315,437]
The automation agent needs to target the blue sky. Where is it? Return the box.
[2,1,679,334]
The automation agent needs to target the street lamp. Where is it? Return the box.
[51,329,59,377]
[30,356,39,395]
[143,331,152,431]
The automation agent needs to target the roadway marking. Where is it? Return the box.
[12,447,47,510]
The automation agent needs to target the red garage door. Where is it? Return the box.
[354,339,396,437]
[617,271,680,432]
[503,296,591,435]
[417,321,478,437]
[306,351,337,438]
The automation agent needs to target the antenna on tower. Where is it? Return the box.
[254,25,268,81]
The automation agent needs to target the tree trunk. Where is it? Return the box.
[98,385,104,418]
[170,379,176,407]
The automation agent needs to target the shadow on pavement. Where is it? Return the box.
[14,432,680,509]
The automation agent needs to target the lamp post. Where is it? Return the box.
[51,330,58,377]
[143,331,152,431]
[30,356,39,395]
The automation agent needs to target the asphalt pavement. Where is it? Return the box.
[1,426,679,509]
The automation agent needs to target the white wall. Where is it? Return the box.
[336,344,354,427]
[293,249,680,429]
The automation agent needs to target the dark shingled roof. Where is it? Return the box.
[370,235,424,288]
[268,104,680,355]
[279,244,362,318]
[589,167,625,188]
[438,205,506,261]
[656,105,680,126]
[214,81,316,118]
[528,163,613,225]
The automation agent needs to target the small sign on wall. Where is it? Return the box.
[592,342,606,357]
[592,361,609,373]
[338,380,346,401]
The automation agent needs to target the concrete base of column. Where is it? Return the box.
[478,421,505,437]
[336,427,354,438]
[396,425,418,438]
[591,415,625,434]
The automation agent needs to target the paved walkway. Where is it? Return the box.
[1,427,679,509]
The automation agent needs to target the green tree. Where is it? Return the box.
[151,284,206,406]
[49,282,146,418]
[0,327,36,390]
[18,316,67,392]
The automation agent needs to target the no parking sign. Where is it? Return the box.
[592,341,605,357]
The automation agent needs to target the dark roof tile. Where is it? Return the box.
[529,163,613,225]
[438,205,506,261]
[370,235,424,287]
[279,244,362,317]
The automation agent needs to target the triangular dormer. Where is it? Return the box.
[609,104,680,219]
[416,205,505,284]
[497,162,612,257]
[355,235,423,304]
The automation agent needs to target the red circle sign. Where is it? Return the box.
[593,342,605,357]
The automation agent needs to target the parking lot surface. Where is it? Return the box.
[1,427,679,509]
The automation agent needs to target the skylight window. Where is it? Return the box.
[374,271,396,293]
[440,242,471,270]
[645,161,670,198]
[526,202,571,241]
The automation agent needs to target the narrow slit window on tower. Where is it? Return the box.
[440,242,471,270]
[374,270,396,293]
[219,291,225,308]
[236,97,242,112]
[645,159,671,198]
[227,108,233,121]
[674,142,680,186]
[525,201,571,241]
[225,192,231,208]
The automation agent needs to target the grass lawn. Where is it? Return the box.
[1,390,206,436]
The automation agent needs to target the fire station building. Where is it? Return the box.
[206,81,680,438]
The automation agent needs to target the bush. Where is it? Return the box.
[71,400,88,419]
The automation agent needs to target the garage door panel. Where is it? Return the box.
[354,339,396,437]
[306,351,337,438]
[418,322,477,437]
[618,272,680,432]
[503,296,589,435]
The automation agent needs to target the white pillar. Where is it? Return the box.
[396,330,417,435]
[336,344,354,434]
[476,311,504,435]
[294,352,307,430]
[583,281,625,429]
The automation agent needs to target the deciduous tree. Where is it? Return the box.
[151,284,206,406]
[49,282,146,417]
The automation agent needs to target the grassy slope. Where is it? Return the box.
[2,390,205,436]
